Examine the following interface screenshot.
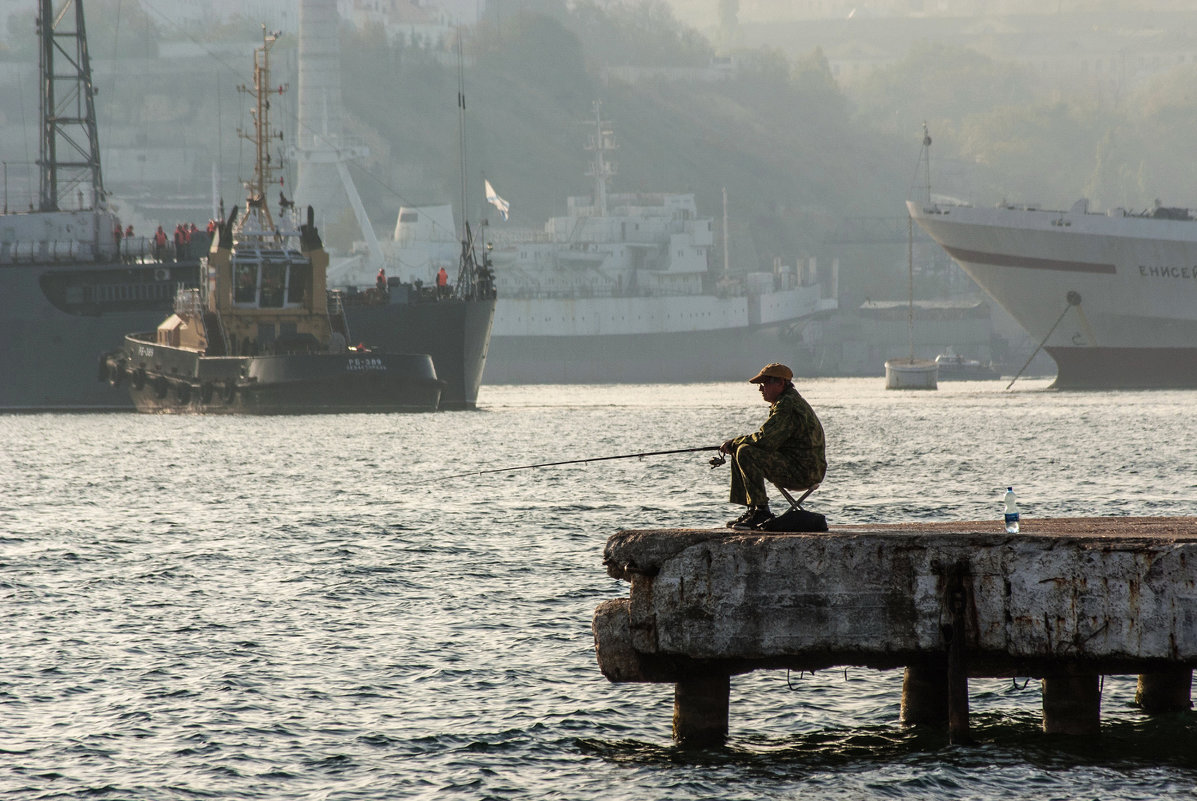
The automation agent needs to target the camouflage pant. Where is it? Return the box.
[729,444,819,507]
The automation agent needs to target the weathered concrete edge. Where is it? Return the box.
[596,522,1197,683]
[604,520,1197,582]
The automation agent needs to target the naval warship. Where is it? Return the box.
[4,0,494,411]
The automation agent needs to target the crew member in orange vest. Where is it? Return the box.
[153,226,168,261]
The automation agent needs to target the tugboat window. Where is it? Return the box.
[260,261,286,308]
[235,263,258,304]
[287,263,310,305]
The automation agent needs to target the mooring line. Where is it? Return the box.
[1006,290,1082,390]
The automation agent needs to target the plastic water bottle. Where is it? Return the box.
[1004,487,1020,534]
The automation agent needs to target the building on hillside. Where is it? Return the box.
[343,0,462,45]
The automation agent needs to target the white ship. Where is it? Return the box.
[909,196,1197,389]
[386,104,837,383]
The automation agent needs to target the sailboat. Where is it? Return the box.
[885,125,938,390]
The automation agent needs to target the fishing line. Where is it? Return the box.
[433,445,721,481]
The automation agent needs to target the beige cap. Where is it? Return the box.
[749,362,793,383]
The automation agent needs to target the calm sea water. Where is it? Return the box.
[3,378,1196,799]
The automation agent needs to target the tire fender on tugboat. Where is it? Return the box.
[108,358,126,387]
[153,375,169,399]
[132,367,147,390]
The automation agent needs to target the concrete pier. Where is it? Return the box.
[593,518,1197,744]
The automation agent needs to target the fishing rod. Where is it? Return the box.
[436,445,724,481]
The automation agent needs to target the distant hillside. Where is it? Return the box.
[0,1,921,303]
[338,8,914,299]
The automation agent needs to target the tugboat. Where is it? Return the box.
[100,30,442,414]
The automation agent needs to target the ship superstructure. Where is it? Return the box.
[386,103,836,383]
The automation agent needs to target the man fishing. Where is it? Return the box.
[720,363,826,531]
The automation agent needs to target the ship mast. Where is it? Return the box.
[921,122,932,206]
[584,101,616,217]
[237,27,288,239]
[722,187,729,280]
[37,0,104,212]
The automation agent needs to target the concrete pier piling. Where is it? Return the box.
[1136,669,1193,714]
[900,663,948,726]
[1041,668,1101,735]
[673,675,730,746]
[593,518,1197,745]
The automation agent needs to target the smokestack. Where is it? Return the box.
[296,0,348,224]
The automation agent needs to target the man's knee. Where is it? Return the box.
[733,444,761,471]
[733,443,756,461]
[735,445,812,487]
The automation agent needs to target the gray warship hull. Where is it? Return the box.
[2,258,201,410]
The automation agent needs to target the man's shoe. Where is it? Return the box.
[733,507,774,531]
[726,508,754,528]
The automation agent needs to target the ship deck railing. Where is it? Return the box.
[498,278,815,301]
[499,285,709,301]
[338,282,487,306]
[0,236,198,265]
[488,225,696,249]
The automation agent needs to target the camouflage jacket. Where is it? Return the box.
[730,386,827,479]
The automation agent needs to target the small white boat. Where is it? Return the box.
[934,351,1001,381]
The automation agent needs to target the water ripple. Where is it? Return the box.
[3,382,1197,799]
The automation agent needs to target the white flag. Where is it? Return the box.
[484,179,510,221]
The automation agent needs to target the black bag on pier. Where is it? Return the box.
[760,508,828,532]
